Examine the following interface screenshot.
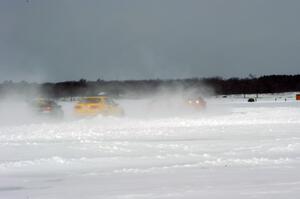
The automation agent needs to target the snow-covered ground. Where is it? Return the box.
[0,93,300,198]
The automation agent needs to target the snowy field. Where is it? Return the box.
[0,93,300,198]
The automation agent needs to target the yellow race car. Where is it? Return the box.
[74,96,124,117]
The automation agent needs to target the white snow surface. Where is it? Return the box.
[0,93,300,198]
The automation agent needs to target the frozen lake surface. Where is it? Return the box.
[0,94,300,198]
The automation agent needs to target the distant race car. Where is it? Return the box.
[248,98,256,102]
[74,96,124,117]
[187,97,206,110]
[30,99,64,119]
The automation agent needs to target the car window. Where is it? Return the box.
[32,100,57,107]
[105,98,117,105]
[80,98,101,103]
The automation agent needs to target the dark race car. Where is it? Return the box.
[187,97,207,111]
[30,99,64,119]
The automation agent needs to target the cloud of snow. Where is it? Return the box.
[118,84,215,118]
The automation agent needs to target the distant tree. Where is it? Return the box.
[1,74,300,99]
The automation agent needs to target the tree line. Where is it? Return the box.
[0,74,300,99]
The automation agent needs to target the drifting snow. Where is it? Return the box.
[0,94,300,198]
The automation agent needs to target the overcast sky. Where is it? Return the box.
[0,0,300,82]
